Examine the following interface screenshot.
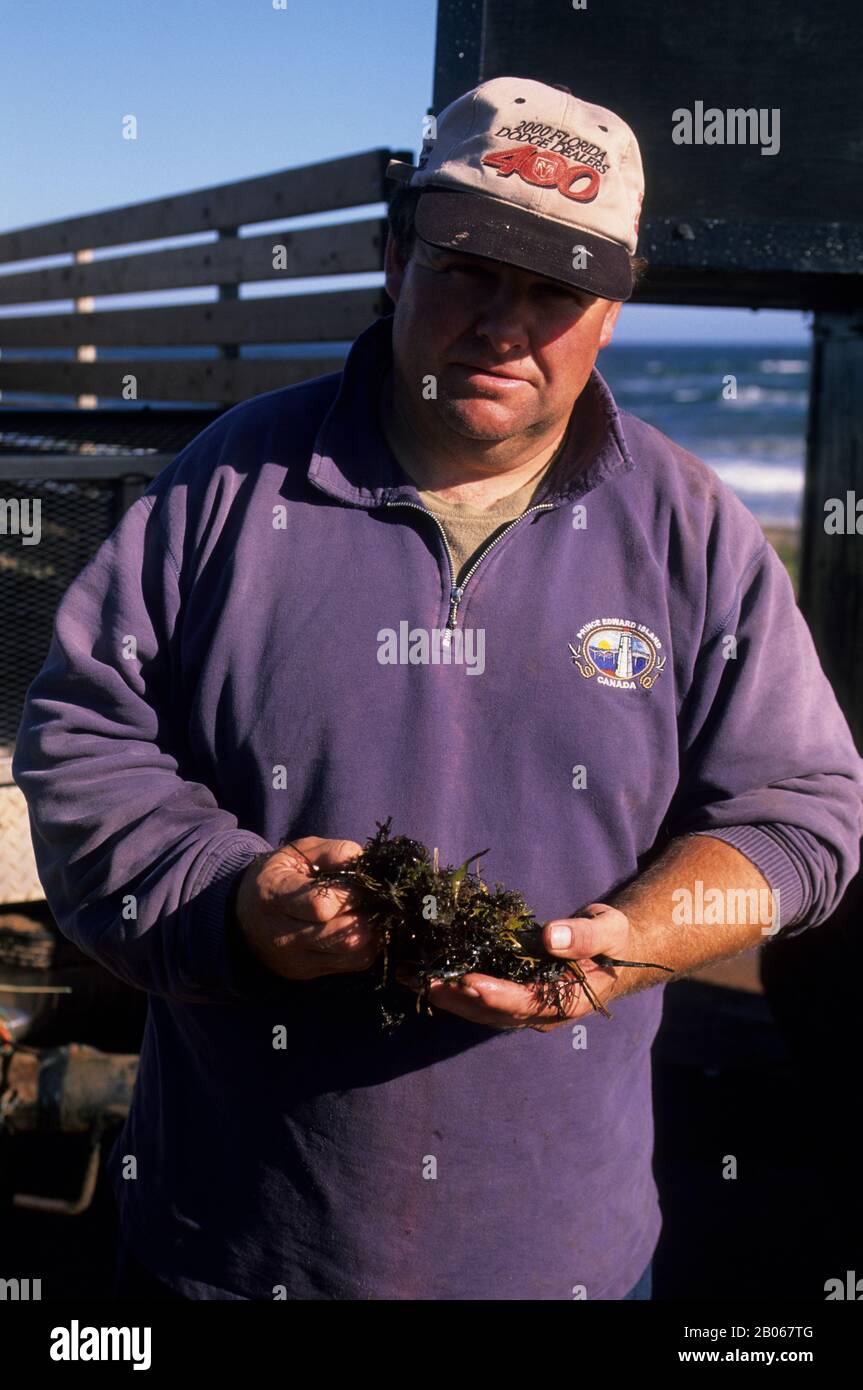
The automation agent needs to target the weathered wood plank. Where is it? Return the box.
[0,219,387,305]
[0,288,385,347]
[0,354,346,404]
[6,212,854,314]
[0,149,410,264]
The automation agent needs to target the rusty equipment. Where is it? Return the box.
[0,1041,137,1214]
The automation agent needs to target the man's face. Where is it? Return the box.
[384,231,623,450]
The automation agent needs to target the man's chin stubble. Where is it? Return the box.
[434,395,546,443]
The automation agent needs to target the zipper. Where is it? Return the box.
[384,497,555,644]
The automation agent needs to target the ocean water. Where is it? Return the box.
[598,344,808,527]
[1,340,808,526]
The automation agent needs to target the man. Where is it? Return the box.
[13,76,863,1301]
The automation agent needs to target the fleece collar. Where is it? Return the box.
[307,313,636,510]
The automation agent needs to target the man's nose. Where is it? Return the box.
[472,288,530,355]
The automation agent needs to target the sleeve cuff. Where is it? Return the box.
[187,832,286,1001]
[690,824,808,935]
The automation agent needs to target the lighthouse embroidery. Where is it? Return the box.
[569,619,666,691]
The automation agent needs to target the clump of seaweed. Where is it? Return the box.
[298,819,671,1033]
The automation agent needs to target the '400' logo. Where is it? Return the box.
[481,143,601,203]
[569,620,666,692]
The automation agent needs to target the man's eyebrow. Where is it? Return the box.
[423,245,480,265]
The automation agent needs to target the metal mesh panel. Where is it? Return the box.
[0,409,223,757]
[0,476,116,754]
[0,411,224,902]
[0,408,223,457]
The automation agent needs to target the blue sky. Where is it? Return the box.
[0,0,808,344]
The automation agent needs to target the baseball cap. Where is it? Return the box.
[386,76,645,301]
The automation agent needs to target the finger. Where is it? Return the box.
[291,916,380,973]
[267,845,362,923]
[283,933,380,980]
[304,912,380,954]
[542,904,630,960]
[411,974,573,1030]
[460,974,570,1020]
[290,837,364,870]
[413,979,519,1028]
[314,936,380,973]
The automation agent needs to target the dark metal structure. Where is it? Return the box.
[434,0,862,306]
[0,412,220,759]
[431,2,863,743]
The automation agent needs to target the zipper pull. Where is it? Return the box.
[442,585,463,644]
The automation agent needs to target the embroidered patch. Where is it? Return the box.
[481,144,601,203]
[568,619,666,691]
[489,120,611,173]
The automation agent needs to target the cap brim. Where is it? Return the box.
[385,159,417,184]
[413,187,633,302]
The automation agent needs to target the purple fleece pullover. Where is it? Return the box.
[13,313,863,1300]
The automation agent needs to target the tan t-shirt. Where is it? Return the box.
[399,448,562,582]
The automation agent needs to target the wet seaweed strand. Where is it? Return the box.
[297,819,672,1033]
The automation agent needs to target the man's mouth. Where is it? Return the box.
[451,362,531,386]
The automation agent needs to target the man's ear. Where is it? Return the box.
[384,231,407,305]
[598,299,623,349]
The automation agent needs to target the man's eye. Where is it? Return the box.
[538,282,579,299]
[446,262,487,278]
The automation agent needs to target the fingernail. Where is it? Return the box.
[460,984,480,998]
[550,923,572,949]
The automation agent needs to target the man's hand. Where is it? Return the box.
[396,903,633,1033]
[234,837,381,981]
[395,834,775,1031]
